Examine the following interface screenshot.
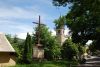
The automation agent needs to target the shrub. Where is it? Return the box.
[61,38,79,60]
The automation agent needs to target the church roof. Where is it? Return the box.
[0,33,15,52]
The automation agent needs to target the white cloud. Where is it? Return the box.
[0,7,38,20]
[17,28,70,39]
[0,4,50,33]
[51,29,56,36]
[64,28,70,35]
[0,19,33,36]
[17,32,27,39]
[0,0,68,40]
[17,32,32,39]
[0,4,55,25]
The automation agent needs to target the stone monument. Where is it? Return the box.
[32,16,44,59]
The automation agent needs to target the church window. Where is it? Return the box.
[58,30,61,34]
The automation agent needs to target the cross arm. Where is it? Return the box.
[32,22,46,26]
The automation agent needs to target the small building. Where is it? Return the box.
[0,33,16,67]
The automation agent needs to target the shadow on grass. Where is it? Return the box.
[12,60,78,67]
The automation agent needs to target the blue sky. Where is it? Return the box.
[0,0,70,39]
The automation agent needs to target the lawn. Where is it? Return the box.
[12,60,78,67]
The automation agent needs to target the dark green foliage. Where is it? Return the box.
[52,0,70,6]
[32,25,52,46]
[32,25,61,60]
[22,33,32,63]
[89,39,100,53]
[51,40,61,60]
[77,44,85,62]
[12,35,25,63]
[13,60,78,67]
[61,38,79,60]
[13,35,18,43]
[53,16,66,29]
[5,34,13,44]
[6,34,25,63]
[52,0,100,46]
[77,44,85,55]
[6,34,33,64]
[44,37,61,60]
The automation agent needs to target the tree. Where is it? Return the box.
[32,25,51,46]
[5,34,13,44]
[6,34,25,63]
[89,39,100,53]
[61,38,79,60]
[22,33,32,63]
[54,16,66,29]
[77,43,85,62]
[53,0,100,47]
[44,37,61,60]
[32,25,61,60]
[12,35,20,53]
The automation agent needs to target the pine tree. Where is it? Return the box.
[22,33,32,63]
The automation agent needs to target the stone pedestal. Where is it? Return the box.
[33,44,44,59]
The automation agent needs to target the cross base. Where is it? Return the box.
[33,44,44,59]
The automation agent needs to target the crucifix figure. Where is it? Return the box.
[32,15,45,47]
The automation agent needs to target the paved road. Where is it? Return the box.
[86,56,100,65]
[73,56,100,67]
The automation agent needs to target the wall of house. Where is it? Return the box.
[0,52,16,67]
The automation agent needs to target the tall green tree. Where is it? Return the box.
[32,25,55,48]
[6,34,25,63]
[53,0,100,47]
[32,25,61,60]
[13,35,18,43]
[54,16,66,29]
[6,34,13,44]
[22,33,32,63]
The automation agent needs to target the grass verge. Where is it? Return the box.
[12,60,78,67]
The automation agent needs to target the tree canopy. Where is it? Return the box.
[32,25,61,60]
[53,0,100,47]
[54,16,66,29]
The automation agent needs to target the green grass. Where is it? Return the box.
[12,60,78,67]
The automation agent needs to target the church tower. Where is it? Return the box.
[55,16,66,46]
[56,25,66,46]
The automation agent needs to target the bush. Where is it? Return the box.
[44,38,61,60]
[61,38,79,60]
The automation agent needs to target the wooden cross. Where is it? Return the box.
[32,16,45,46]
